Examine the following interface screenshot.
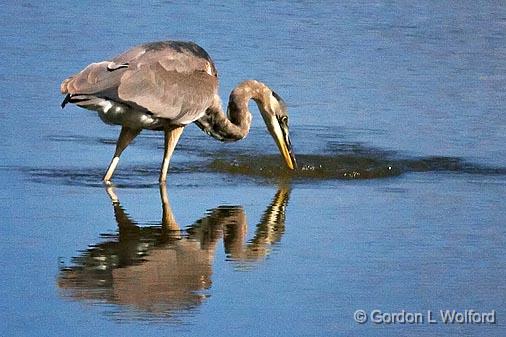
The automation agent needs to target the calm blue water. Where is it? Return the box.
[1,1,505,336]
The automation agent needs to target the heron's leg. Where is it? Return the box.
[103,126,141,184]
[159,126,184,183]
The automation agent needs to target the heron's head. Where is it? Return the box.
[259,90,297,170]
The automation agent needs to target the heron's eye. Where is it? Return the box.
[281,116,288,124]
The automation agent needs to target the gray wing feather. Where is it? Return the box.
[118,62,217,122]
[61,41,218,123]
[60,61,126,96]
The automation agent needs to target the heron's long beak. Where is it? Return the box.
[270,117,297,170]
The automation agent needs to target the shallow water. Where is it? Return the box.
[1,1,505,336]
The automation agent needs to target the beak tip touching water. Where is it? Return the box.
[268,116,297,171]
[287,151,297,170]
[279,136,297,171]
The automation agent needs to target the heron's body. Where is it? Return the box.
[89,100,156,130]
[61,41,296,183]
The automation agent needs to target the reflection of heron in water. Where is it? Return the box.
[60,41,296,184]
[58,184,291,319]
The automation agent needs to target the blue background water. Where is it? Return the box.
[1,1,505,336]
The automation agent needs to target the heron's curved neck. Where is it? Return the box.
[195,80,270,142]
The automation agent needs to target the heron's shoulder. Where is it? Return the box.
[141,41,208,57]
[121,41,218,77]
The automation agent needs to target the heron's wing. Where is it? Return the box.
[61,41,218,123]
[60,61,126,97]
[117,60,217,123]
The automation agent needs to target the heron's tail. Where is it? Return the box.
[60,77,92,109]
[61,93,71,108]
[60,77,95,109]
[60,76,73,108]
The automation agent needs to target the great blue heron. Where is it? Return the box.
[60,41,296,183]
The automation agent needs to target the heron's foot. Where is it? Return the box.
[159,171,168,184]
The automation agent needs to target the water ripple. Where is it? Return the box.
[13,147,506,188]
[207,150,506,181]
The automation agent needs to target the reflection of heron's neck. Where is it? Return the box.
[250,186,290,246]
[225,186,291,262]
[195,80,272,142]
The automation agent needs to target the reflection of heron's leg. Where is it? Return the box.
[159,183,180,233]
[103,126,141,184]
[105,185,119,203]
[104,185,138,232]
[159,126,184,183]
